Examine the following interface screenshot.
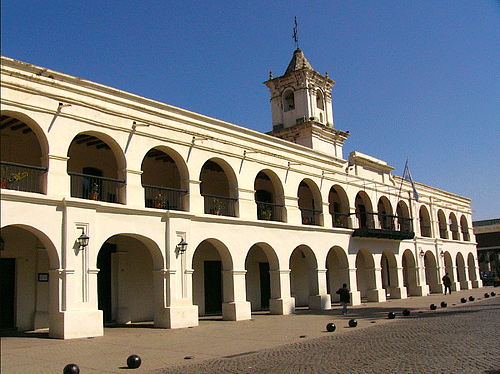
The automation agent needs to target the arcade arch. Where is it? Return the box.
[328,186,349,228]
[326,246,349,302]
[67,132,126,204]
[199,159,238,217]
[355,248,376,300]
[254,170,285,222]
[298,179,322,226]
[0,225,58,333]
[289,245,319,307]
[141,147,188,211]
[1,112,48,194]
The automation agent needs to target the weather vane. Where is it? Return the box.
[293,16,299,49]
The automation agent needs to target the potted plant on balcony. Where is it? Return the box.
[212,198,225,215]
[260,207,273,221]
[88,182,99,200]
[1,166,28,189]
[154,192,165,209]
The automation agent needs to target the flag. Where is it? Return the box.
[403,160,419,202]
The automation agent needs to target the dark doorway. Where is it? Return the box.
[0,258,16,329]
[259,262,270,310]
[204,261,222,315]
[97,243,116,323]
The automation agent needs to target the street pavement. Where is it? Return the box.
[2,287,499,373]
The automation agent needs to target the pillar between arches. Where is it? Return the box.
[222,270,251,321]
[308,268,331,310]
[153,269,199,329]
[367,267,386,302]
[48,269,103,339]
[388,267,408,299]
[269,269,295,315]
[44,154,70,197]
[347,268,361,306]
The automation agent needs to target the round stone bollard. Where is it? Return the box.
[484,293,490,298]
[326,322,336,332]
[461,297,467,303]
[127,355,142,369]
[441,301,447,308]
[402,309,410,316]
[63,364,80,374]
[388,312,396,319]
[348,319,358,328]
[469,296,475,301]
[430,304,437,310]
[491,292,496,297]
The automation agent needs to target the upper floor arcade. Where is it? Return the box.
[0,56,474,244]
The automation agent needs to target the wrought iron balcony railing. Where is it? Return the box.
[256,201,284,222]
[69,172,125,204]
[300,207,322,226]
[203,194,237,217]
[144,185,187,211]
[1,161,46,194]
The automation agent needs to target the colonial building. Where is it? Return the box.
[474,219,500,283]
[0,51,479,339]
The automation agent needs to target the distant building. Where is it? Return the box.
[474,219,500,283]
[1,51,479,339]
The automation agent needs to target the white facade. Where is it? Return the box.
[0,52,479,339]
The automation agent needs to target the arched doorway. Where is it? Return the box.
[381,249,398,298]
[289,245,318,307]
[402,249,418,296]
[96,235,156,324]
[424,251,440,293]
[456,253,468,289]
[192,239,233,317]
[326,246,349,302]
[245,243,279,311]
[298,179,322,226]
[0,225,57,332]
[254,170,285,222]
[356,249,376,301]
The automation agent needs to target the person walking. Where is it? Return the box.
[336,283,350,315]
[442,273,452,294]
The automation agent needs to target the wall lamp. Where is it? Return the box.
[176,238,188,253]
[78,232,90,250]
[419,249,425,258]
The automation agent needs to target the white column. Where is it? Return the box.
[269,269,296,315]
[222,270,252,321]
[308,268,332,310]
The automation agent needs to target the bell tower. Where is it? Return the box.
[264,48,335,131]
[264,49,349,159]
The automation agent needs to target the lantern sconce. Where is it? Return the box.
[78,232,89,250]
[419,249,425,258]
[440,250,445,258]
[176,238,188,253]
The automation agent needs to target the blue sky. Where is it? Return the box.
[2,0,499,220]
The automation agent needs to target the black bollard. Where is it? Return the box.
[469,296,474,301]
[388,312,396,319]
[491,292,496,297]
[441,301,447,308]
[461,297,467,303]
[484,293,490,298]
[127,355,142,369]
[348,319,357,327]
[63,364,80,374]
[402,309,410,316]
[430,304,437,310]
[326,322,336,332]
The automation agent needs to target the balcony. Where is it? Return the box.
[257,201,284,222]
[331,213,349,228]
[352,212,414,240]
[69,172,125,203]
[1,161,46,194]
[144,185,187,211]
[203,194,237,217]
[300,208,322,226]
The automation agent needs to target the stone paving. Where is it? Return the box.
[2,287,499,373]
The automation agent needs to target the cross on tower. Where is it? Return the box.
[293,16,299,49]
